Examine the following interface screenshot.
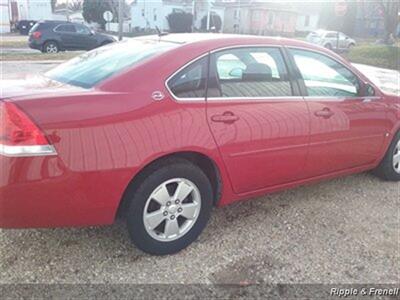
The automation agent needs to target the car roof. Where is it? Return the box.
[38,20,82,26]
[134,33,314,49]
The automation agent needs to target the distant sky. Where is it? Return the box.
[57,0,135,3]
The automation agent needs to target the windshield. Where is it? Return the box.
[45,39,178,88]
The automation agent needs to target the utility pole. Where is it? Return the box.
[206,0,211,31]
[192,0,195,32]
[118,0,124,41]
[237,0,241,33]
[66,0,70,22]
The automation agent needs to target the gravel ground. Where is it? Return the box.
[0,62,399,295]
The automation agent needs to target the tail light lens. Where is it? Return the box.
[32,31,42,39]
[0,101,56,157]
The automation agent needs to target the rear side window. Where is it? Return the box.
[55,24,76,33]
[290,49,360,97]
[209,47,292,98]
[167,57,208,99]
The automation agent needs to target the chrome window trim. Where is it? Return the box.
[0,144,57,157]
[53,24,75,33]
[207,44,296,101]
[164,52,210,102]
[166,43,366,103]
[286,45,358,72]
[164,44,282,102]
[209,44,282,54]
[286,46,364,99]
[206,96,304,102]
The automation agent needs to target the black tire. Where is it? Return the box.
[42,41,59,54]
[373,131,400,181]
[126,159,213,255]
[325,43,333,50]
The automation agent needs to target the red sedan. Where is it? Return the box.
[1,34,399,255]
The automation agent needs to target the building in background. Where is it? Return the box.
[294,3,321,34]
[52,8,84,23]
[130,0,224,32]
[0,0,11,33]
[220,1,297,36]
[1,0,53,33]
[131,0,192,31]
[11,0,52,21]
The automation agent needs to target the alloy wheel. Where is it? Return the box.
[46,44,58,53]
[143,178,201,242]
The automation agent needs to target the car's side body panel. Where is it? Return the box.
[1,35,399,229]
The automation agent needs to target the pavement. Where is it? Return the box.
[0,60,399,295]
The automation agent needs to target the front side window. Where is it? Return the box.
[325,32,337,38]
[167,57,208,99]
[209,47,292,98]
[46,40,178,88]
[290,49,360,97]
[75,24,90,35]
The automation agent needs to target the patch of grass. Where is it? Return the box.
[0,40,28,48]
[346,44,399,70]
[0,51,81,61]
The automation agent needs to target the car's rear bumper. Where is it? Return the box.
[0,155,132,229]
[28,40,42,51]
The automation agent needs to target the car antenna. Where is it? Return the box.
[156,26,168,39]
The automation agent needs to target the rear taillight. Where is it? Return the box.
[0,102,56,157]
[32,31,41,39]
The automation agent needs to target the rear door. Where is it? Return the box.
[288,48,389,177]
[206,47,310,194]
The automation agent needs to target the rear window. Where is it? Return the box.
[29,23,40,33]
[45,39,178,88]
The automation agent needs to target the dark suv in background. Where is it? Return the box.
[29,21,116,53]
[16,20,37,35]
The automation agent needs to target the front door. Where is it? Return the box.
[288,48,390,177]
[206,47,310,194]
[73,24,98,50]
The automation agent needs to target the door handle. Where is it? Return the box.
[314,108,334,119]
[362,98,379,103]
[211,112,239,124]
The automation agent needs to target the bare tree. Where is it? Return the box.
[68,0,83,12]
[51,0,57,12]
[378,0,399,43]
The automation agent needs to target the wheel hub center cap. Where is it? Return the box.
[168,204,178,214]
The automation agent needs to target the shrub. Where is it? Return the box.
[346,45,400,70]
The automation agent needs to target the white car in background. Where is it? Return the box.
[307,30,356,51]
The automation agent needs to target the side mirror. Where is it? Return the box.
[365,83,375,97]
[229,68,243,78]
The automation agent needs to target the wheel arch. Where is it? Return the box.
[42,39,61,52]
[115,151,223,219]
